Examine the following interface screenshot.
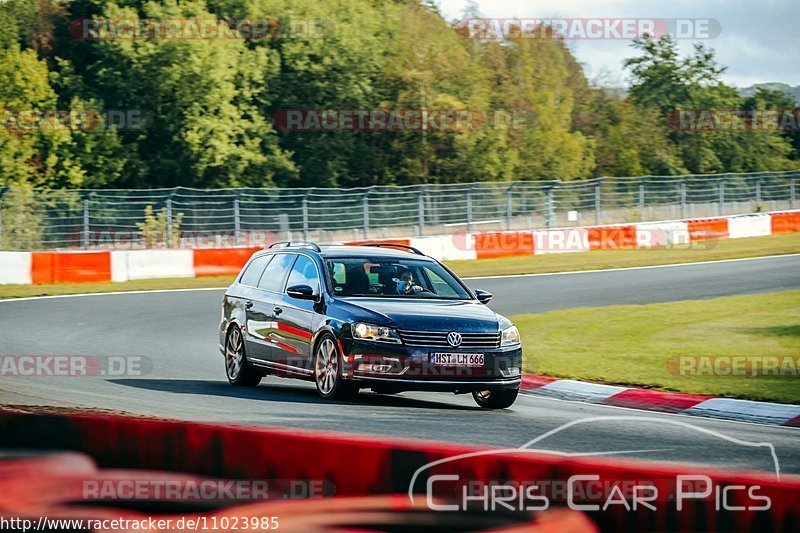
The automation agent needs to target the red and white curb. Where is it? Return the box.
[521,374,800,427]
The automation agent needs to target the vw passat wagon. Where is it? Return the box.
[219,242,522,408]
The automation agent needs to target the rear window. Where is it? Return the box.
[239,254,272,286]
[258,253,296,292]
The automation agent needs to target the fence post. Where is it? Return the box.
[505,183,514,229]
[362,188,371,239]
[680,181,686,219]
[755,175,762,207]
[233,196,241,247]
[417,186,425,236]
[82,198,90,249]
[545,180,559,229]
[791,177,796,209]
[0,186,6,250]
[718,178,726,215]
[466,185,474,232]
[165,197,173,248]
[302,190,310,241]
[638,179,646,221]
[594,179,603,225]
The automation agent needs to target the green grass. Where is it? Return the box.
[0,232,797,299]
[448,232,800,278]
[512,290,800,404]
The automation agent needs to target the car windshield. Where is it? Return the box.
[325,257,472,300]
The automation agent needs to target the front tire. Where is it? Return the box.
[314,334,357,400]
[473,388,518,409]
[225,325,262,387]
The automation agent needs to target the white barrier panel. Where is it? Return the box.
[728,214,772,239]
[0,252,32,285]
[635,221,690,247]
[532,228,589,254]
[410,234,477,261]
[113,250,195,281]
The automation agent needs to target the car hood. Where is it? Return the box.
[335,297,502,332]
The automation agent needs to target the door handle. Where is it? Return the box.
[245,300,253,310]
[273,306,283,315]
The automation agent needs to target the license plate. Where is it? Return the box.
[431,353,484,367]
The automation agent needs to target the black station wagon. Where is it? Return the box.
[219,242,522,408]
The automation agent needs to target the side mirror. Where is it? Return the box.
[474,289,492,304]
[287,284,318,301]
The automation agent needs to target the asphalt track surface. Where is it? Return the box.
[1,254,799,476]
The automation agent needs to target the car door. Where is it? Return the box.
[236,253,273,363]
[245,253,295,364]
[270,254,321,375]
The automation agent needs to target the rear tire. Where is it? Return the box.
[472,388,518,409]
[225,325,262,387]
[314,334,357,400]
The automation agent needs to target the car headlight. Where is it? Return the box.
[352,322,402,344]
[500,325,521,347]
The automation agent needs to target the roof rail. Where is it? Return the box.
[358,243,425,256]
[267,240,322,252]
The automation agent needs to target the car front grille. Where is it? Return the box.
[397,329,501,349]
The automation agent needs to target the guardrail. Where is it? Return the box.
[0,170,797,250]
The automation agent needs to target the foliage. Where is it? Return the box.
[0,1,796,191]
[135,204,184,248]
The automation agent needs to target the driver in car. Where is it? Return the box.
[395,269,424,295]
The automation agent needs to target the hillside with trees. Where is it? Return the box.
[0,0,797,190]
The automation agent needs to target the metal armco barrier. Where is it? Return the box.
[0,411,797,532]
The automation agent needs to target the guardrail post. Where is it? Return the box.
[466,185,474,232]
[165,197,173,248]
[233,196,241,246]
[505,183,514,229]
[680,181,686,219]
[545,179,559,229]
[302,190,310,241]
[718,178,726,215]
[638,179,646,221]
[82,197,90,249]
[417,186,425,236]
[791,177,796,209]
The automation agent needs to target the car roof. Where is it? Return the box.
[319,245,434,260]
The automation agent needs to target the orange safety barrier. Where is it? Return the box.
[30,251,111,284]
[474,231,534,259]
[586,225,637,250]
[0,411,797,532]
[193,247,261,277]
[687,218,729,241]
[770,211,800,234]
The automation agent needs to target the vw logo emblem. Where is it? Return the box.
[446,331,462,347]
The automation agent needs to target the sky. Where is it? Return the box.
[437,0,800,88]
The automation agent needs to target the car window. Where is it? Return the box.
[257,253,295,292]
[239,254,272,287]
[286,255,320,293]
[325,257,471,299]
[423,267,462,298]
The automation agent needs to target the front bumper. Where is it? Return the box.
[342,339,523,393]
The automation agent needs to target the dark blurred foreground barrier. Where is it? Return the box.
[0,410,797,532]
